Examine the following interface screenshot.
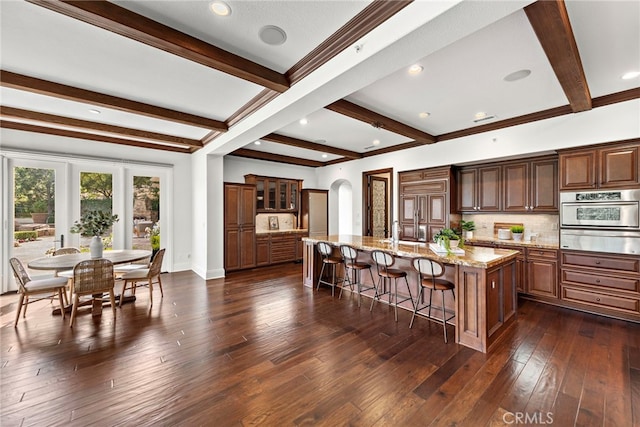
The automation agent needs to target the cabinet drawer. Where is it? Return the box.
[561,251,639,274]
[561,285,640,314]
[526,248,558,259]
[562,269,640,293]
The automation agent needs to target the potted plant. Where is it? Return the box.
[510,225,525,241]
[70,210,119,258]
[461,220,476,239]
[433,228,461,254]
[30,200,49,224]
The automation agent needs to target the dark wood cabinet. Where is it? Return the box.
[255,232,307,267]
[457,165,501,212]
[526,248,558,298]
[503,157,558,213]
[224,183,256,272]
[560,250,640,321]
[398,166,454,242]
[245,175,301,213]
[460,155,557,213]
[559,142,639,190]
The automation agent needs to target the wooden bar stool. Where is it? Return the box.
[370,250,414,321]
[411,257,455,343]
[339,244,376,307]
[316,242,343,297]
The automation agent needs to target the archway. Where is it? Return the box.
[329,179,352,235]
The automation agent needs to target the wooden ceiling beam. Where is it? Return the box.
[230,148,325,168]
[0,120,192,153]
[0,70,226,131]
[27,0,289,93]
[325,99,436,145]
[525,0,591,112]
[262,133,362,159]
[0,106,202,148]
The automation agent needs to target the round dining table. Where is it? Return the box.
[28,249,152,271]
[28,249,152,315]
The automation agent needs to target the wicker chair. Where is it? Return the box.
[70,259,116,327]
[9,257,68,327]
[120,249,165,306]
[54,247,81,303]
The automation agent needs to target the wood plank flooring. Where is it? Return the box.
[1,264,639,426]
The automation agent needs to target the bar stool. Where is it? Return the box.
[410,257,455,343]
[339,244,376,307]
[370,250,414,322]
[316,242,343,297]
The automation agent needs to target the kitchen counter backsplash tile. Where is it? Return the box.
[463,213,559,244]
[256,213,296,232]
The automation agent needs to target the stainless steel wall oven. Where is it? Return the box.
[560,189,640,254]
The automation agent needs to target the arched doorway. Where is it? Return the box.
[329,179,352,235]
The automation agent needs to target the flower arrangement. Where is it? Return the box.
[70,210,119,237]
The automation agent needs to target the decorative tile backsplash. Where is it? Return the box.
[462,213,559,243]
[256,213,296,232]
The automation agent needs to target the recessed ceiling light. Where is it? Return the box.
[254,141,261,145]
[408,64,423,75]
[88,109,101,114]
[299,118,308,125]
[474,112,487,120]
[372,139,381,146]
[419,112,430,119]
[322,154,328,159]
[504,69,531,82]
[622,71,640,80]
[259,25,287,46]
[210,1,231,16]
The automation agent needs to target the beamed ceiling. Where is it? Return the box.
[0,0,638,166]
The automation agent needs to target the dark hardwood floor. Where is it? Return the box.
[1,265,639,426]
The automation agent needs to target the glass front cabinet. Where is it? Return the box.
[244,175,301,213]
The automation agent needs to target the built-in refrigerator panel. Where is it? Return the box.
[300,189,328,238]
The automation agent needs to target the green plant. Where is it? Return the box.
[147,223,160,250]
[14,231,37,241]
[70,210,119,237]
[433,228,461,253]
[30,200,48,213]
[461,220,476,231]
[510,225,525,234]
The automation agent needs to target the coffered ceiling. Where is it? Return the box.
[1,0,638,165]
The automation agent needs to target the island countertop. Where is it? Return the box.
[302,235,519,269]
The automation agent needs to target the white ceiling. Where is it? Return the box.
[1,0,638,163]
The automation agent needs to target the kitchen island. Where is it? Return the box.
[302,235,520,353]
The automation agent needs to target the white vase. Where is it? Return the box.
[449,240,460,249]
[464,231,473,239]
[89,235,104,259]
[512,233,523,242]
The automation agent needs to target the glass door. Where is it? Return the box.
[7,159,67,285]
[131,175,160,253]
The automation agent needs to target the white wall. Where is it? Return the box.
[315,100,640,236]
[223,155,319,188]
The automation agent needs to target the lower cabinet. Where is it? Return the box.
[256,232,308,267]
[560,250,640,321]
[526,247,558,298]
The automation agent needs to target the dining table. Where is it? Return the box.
[28,249,152,315]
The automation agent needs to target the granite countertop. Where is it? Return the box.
[466,235,559,249]
[256,228,308,236]
[302,235,519,269]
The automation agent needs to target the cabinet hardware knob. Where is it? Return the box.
[596,298,601,302]
[595,279,600,283]
[595,260,600,264]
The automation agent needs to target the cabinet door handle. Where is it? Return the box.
[595,279,600,283]
[595,260,601,264]
[596,297,601,302]
[492,281,496,289]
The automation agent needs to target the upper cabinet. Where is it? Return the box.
[559,142,639,190]
[458,155,558,213]
[245,175,302,213]
[457,165,501,212]
[503,157,558,213]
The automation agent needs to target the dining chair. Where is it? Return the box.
[120,248,165,306]
[9,257,68,327]
[113,255,151,279]
[54,246,81,304]
[70,258,116,327]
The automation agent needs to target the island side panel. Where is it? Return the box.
[456,265,487,352]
